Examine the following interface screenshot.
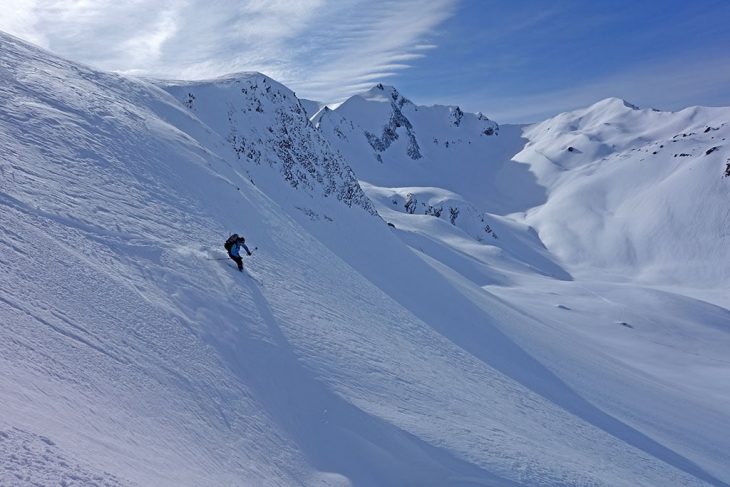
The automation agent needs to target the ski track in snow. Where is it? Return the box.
[2,31,730,486]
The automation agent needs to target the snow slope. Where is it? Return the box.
[515,97,730,290]
[2,31,730,487]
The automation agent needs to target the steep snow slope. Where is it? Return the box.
[0,33,319,486]
[515,98,730,290]
[2,31,730,487]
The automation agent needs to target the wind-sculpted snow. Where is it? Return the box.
[161,74,376,215]
[2,31,730,487]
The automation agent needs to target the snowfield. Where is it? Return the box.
[1,31,729,486]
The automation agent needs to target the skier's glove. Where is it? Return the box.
[247,252,252,256]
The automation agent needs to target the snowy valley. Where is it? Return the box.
[1,31,730,487]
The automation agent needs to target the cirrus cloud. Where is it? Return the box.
[0,0,456,102]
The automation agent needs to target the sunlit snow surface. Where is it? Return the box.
[2,31,729,486]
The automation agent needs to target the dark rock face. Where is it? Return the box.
[364,87,422,160]
[166,75,376,215]
[449,206,459,225]
[404,193,418,214]
[450,106,464,127]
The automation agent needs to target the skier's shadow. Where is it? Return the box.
[229,279,524,487]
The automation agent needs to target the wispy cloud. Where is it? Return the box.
[1,0,455,102]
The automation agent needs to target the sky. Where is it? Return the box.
[3,0,730,122]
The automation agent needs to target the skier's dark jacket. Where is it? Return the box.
[230,240,251,257]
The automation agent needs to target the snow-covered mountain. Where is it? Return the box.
[516,97,730,289]
[2,30,730,487]
[160,74,375,215]
[316,83,543,215]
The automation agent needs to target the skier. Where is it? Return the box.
[224,233,252,272]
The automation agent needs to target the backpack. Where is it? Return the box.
[224,234,239,252]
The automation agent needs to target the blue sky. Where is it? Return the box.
[405,0,730,121]
[3,0,730,122]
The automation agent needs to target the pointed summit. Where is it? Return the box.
[362,83,397,98]
[354,83,412,106]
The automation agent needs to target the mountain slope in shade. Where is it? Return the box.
[300,98,325,119]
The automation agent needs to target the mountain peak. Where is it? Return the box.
[532,96,645,133]
[357,83,411,106]
[590,97,640,111]
[367,82,398,95]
